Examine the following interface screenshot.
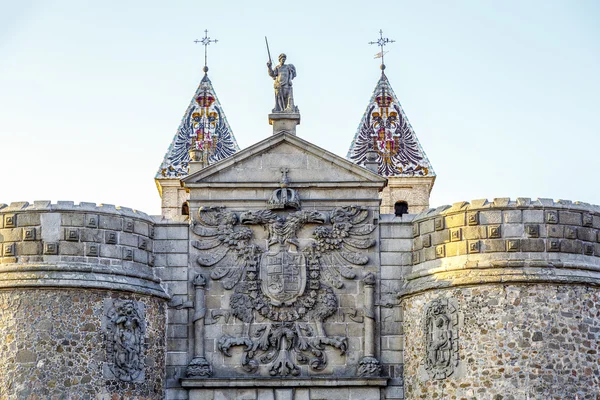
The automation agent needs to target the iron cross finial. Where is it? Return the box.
[369,29,395,73]
[194,29,218,75]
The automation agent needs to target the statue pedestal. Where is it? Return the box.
[269,112,301,135]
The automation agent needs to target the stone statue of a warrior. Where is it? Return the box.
[267,53,298,113]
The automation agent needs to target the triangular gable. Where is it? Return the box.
[347,73,435,178]
[183,132,387,186]
[156,74,240,179]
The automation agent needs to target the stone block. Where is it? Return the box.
[434,217,444,231]
[446,241,467,256]
[503,224,524,238]
[133,249,148,264]
[16,213,40,227]
[445,213,465,228]
[119,232,138,247]
[64,227,80,242]
[3,242,16,256]
[413,236,423,251]
[487,225,501,238]
[43,242,58,255]
[381,265,403,280]
[547,225,564,238]
[449,228,461,241]
[349,388,381,400]
[257,389,275,400]
[310,388,349,400]
[435,244,445,258]
[506,239,520,252]
[133,220,149,236]
[166,281,189,295]
[561,240,583,254]
[380,238,412,252]
[503,210,522,223]
[463,226,487,240]
[0,228,22,242]
[80,228,102,243]
[156,226,189,240]
[582,213,593,227]
[60,242,84,256]
[468,240,480,253]
[86,242,99,257]
[559,211,582,226]
[85,214,99,228]
[22,227,36,241]
[122,247,134,261]
[411,251,420,265]
[166,352,188,366]
[61,213,84,227]
[422,234,431,248]
[480,210,502,225]
[379,223,412,239]
[99,215,122,231]
[123,218,134,233]
[565,226,578,239]
[18,241,42,255]
[159,267,189,281]
[545,210,558,224]
[584,243,594,256]
[380,252,410,266]
[99,245,120,259]
[521,239,545,252]
[423,247,436,261]
[525,224,539,238]
[482,239,506,253]
[523,210,544,223]
[577,227,596,242]
[419,218,434,234]
[168,325,188,339]
[154,240,188,253]
[547,238,561,252]
[4,214,16,228]
[431,230,450,245]
[167,253,188,267]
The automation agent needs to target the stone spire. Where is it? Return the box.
[155,32,239,218]
[347,41,435,215]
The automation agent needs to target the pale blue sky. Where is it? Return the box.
[1,1,598,215]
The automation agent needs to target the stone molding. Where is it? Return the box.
[180,377,389,388]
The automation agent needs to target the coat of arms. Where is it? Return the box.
[191,204,377,376]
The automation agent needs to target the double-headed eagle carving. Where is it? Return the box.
[191,205,376,376]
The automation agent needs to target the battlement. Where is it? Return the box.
[404,197,600,299]
[0,200,153,219]
[413,197,600,220]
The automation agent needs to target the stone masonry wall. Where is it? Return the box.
[401,198,600,400]
[153,218,191,400]
[0,289,166,399]
[402,284,600,399]
[0,201,169,399]
[379,215,414,400]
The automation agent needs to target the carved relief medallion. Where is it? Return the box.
[424,298,459,380]
[191,205,377,376]
[103,299,146,382]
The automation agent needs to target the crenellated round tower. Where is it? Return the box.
[0,201,169,399]
[401,197,600,399]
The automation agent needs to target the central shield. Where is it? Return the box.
[260,249,307,306]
